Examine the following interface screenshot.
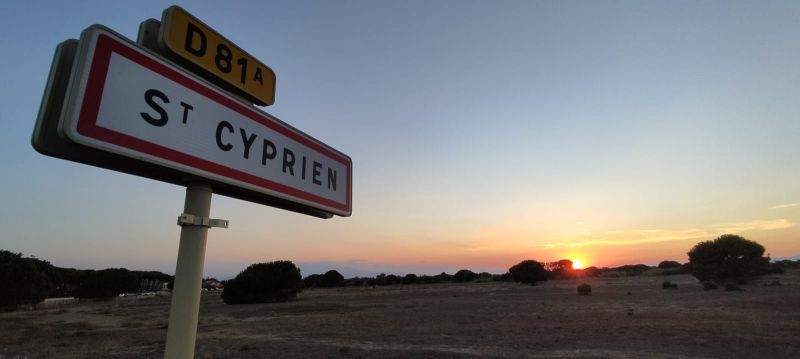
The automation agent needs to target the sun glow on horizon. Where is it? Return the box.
[572,259,584,270]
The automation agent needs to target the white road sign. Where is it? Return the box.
[58,26,351,216]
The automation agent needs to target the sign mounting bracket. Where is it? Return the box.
[177,213,229,229]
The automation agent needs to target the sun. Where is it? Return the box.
[572,259,584,270]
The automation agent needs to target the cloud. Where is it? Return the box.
[771,203,800,209]
[711,219,793,232]
[544,228,711,248]
[544,218,796,249]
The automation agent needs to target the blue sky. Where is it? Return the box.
[1,1,799,278]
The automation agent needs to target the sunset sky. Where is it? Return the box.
[1,1,798,278]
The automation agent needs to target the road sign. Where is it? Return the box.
[40,25,351,217]
[160,6,276,106]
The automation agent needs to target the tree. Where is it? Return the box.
[508,260,548,285]
[222,261,302,304]
[320,270,345,287]
[453,269,477,283]
[0,250,48,307]
[545,259,574,279]
[687,234,770,283]
[76,268,139,298]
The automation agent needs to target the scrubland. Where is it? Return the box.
[1,271,798,358]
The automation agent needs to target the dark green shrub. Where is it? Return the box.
[374,273,389,286]
[453,269,477,283]
[344,277,364,286]
[577,283,592,296]
[303,274,322,288]
[0,250,48,307]
[773,260,800,270]
[475,272,493,282]
[613,264,652,276]
[765,262,785,275]
[385,274,400,285]
[222,261,302,304]
[658,261,682,269]
[76,268,139,299]
[402,273,418,284]
[320,270,344,287]
[688,234,769,284]
[509,260,548,285]
[433,272,452,282]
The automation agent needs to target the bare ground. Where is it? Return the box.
[1,271,799,358]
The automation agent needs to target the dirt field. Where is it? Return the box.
[1,271,799,358]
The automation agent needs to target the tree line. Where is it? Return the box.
[3,234,797,307]
[220,234,797,304]
[0,249,173,308]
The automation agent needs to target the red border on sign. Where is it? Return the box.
[75,33,351,213]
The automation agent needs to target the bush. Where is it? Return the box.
[453,269,477,283]
[509,260,548,285]
[613,264,652,276]
[222,261,302,304]
[0,250,49,307]
[76,268,139,299]
[320,270,344,287]
[688,234,769,284]
[433,272,453,283]
[303,274,322,288]
[658,260,682,269]
[773,259,800,270]
[344,277,364,287]
[475,272,494,282]
[402,273,418,284]
[764,262,785,275]
[577,283,592,296]
[662,281,678,289]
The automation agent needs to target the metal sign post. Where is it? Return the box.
[165,183,227,359]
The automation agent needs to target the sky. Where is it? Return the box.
[1,0,799,279]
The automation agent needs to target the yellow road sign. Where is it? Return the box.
[160,6,276,106]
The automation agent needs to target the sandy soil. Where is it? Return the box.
[1,271,799,358]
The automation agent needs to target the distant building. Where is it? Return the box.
[202,278,224,291]
[139,278,169,292]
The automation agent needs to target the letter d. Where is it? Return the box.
[184,22,207,57]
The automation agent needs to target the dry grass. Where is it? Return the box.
[1,271,798,358]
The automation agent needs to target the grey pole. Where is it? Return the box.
[165,183,213,359]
